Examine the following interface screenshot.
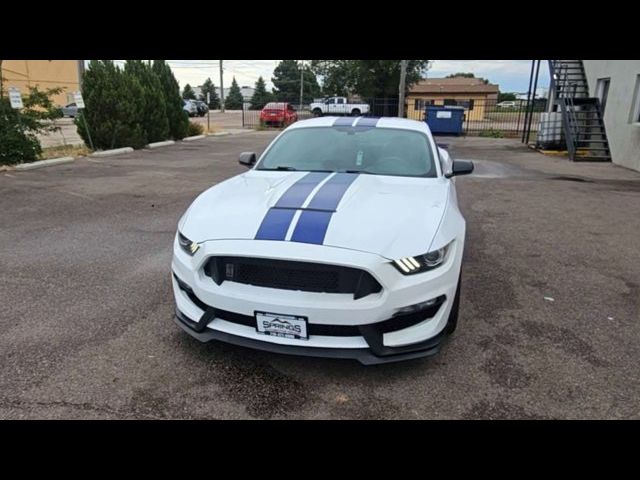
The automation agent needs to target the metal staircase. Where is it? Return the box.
[549,60,611,161]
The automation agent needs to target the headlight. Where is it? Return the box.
[178,232,200,256]
[392,242,451,275]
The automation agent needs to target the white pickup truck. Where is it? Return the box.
[310,96,370,117]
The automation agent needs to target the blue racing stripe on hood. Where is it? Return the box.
[274,171,330,209]
[291,173,359,244]
[290,210,333,245]
[255,171,329,240]
[306,173,359,211]
[254,208,297,240]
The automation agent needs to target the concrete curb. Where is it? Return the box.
[183,135,206,142]
[15,156,75,171]
[147,140,176,149]
[209,131,230,137]
[91,147,134,158]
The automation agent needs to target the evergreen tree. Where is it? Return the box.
[224,77,244,110]
[152,60,188,140]
[272,60,320,104]
[182,83,196,99]
[200,77,220,109]
[76,60,147,150]
[124,60,169,143]
[249,76,272,109]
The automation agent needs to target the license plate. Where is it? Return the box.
[255,311,308,340]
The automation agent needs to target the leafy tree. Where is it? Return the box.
[310,60,431,99]
[200,77,220,109]
[272,60,320,103]
[152,60,188,140]
[446,72,490,84]
[182,83,196,99]
[0,86,63,165]
[498,92,517,102]
[224,77,244,110]
[249,76,272,109]
[124,60,169,143]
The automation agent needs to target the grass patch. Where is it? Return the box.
[39,144,91,160]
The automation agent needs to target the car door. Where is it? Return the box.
[325,97,336,114]
[336,97,346,114]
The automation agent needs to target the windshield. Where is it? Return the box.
[257,127,437,177]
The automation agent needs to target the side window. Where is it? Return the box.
[325,98,334,105]
[337,98,344,104]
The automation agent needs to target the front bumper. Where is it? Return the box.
[171,238,463,365]
[175,308,446,365]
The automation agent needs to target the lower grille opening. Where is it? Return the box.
[175,273,444,340]
[204,256,382,299]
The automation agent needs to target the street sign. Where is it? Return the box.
[74,91,85,109]
[8,87,23,109]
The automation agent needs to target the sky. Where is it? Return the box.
[107,60,550,96]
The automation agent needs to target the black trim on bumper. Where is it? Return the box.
[173,272,449,365]
[175,309,445,365]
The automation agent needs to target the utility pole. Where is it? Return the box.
[219,60,225,113]
[398,60,408,118]
[299,60,304,111]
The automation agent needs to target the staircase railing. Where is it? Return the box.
[558,98,577,160]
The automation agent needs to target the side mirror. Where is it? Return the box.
[445,160,474,178]
[239,152,257,167]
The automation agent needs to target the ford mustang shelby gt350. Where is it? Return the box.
[172,116,473,364]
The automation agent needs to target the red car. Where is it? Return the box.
[260,102,298,128]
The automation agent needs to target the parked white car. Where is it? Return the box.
[171,116,474,364]
[497,101,517,108]
[310,97,370,117]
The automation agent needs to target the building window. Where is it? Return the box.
[632,75,640,124]
[456,99,475,110]
[443,99,457,106]
[414,99,435,111]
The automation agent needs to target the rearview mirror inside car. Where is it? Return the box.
[445,160,474,178]
[239,152,257,167]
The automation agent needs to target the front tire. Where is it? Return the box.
[444,274,461,335]
[312,108,323,117]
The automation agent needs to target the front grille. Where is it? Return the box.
[204,256,382,299]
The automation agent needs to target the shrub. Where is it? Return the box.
[187,121,204,136]
[0,86,63,166]
[478,129,505,138]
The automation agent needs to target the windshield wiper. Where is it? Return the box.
[340,169,374,174]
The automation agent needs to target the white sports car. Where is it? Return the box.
[172,116,473,364]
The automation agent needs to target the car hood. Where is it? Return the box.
[180,170,449,259]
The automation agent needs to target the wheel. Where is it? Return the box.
[444,274,461,335]
[312,108,323,117]
[351,108,361,116]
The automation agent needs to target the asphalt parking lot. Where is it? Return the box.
[2,131,639,419]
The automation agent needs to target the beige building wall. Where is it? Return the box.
[1,60,81,106]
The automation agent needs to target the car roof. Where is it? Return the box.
[287,116,432,134]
